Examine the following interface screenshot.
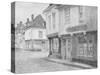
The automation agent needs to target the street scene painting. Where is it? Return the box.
[11,2,97,74]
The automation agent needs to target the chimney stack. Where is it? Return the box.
[26,18,30,26]
[31,14,34,21]
[27,18,29,23]
[20,21,22,25]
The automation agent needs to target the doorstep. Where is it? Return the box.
[45,57,94,69]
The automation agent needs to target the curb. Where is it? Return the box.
[45,58,94,69]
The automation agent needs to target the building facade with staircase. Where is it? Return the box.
[43,4,97,66]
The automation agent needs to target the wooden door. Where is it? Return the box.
[61,39,66,60]
[66,38,72,61]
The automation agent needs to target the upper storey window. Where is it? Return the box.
[79,6,84,23]
[48,15,51,30]
[52,12,56,29]
[39,31,43,38]
[64,8,70,24]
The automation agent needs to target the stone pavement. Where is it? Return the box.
[15,50,82,73]
[45,57,94,69]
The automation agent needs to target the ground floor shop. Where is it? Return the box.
[48,36,61,58]
[71,31,97,67]
[25,40,49,51]
[48,31,97,67]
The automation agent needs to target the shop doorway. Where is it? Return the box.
[61,37,72,61]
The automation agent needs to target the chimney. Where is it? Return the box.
[19,21,22,25]
[31,14,34,21]
[27,18,29,23]
[26,18,30,26]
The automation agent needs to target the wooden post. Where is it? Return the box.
[59,38,61,55]
[48,38,52,57]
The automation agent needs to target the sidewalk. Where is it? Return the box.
[45,57,95,69]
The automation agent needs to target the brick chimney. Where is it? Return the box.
[26,18,30,26]
[19,21,22,25]
[27,18,29,23]
[31,14,34,21]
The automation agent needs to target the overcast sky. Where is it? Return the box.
[15,2,49,25]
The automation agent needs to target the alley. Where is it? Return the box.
[15,49,81,73]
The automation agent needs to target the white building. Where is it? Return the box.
[43,4,97,66]
[24,14,48,51]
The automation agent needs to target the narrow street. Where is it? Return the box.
[15,49,81,73]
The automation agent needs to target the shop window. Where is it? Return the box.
[77,45,84,56]
[77,35,87,56]
[48,15,51,30]
[87,43,94,57]
[77,34,94,57]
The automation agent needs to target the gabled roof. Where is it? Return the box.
[43,4,55,13]
[25,14,46,30]
[43,4,61,13]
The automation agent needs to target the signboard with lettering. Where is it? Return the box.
[66,25,87,32]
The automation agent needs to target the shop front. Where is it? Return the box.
[61,34,72,61]
[72,31,97,67]
[48,33,61,58]
[64,25,97,66]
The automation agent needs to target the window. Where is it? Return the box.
[64,8,70,24]
[79,6,83,18]
[48,15,51,29]
[39,31,43,38]
[79,6,83,23]
[77,34,94,57]
[52,13,56,29]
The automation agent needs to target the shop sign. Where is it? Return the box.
[66,25,87,32]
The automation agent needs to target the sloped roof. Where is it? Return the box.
[25,14,46,30]
[15,23,25,34]
[43,4,61,13]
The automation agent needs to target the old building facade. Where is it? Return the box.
[24,15,48,51]
[43,4,97,66]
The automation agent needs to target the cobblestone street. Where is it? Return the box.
[15,49,81,73]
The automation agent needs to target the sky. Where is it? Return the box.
[15,2,49,25]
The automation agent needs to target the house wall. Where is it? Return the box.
[59,6,97,35]
[59,6,80,35]
[45,6,59,36]
[24,28,48,50]
[58,5,97,65]
[25,28,47,40]
[84,6,97,31]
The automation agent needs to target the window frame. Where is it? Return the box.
[64,8,70,24]
[38,31,43,38]
[52,12,56,29]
